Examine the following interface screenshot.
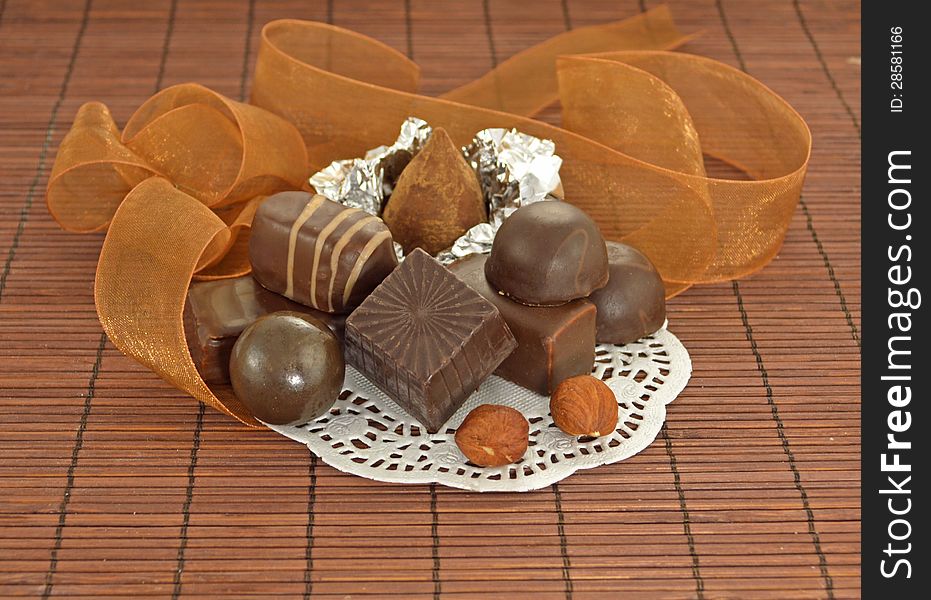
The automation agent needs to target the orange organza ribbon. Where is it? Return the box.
[47,7,810,426]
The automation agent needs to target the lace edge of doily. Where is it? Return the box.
[268,325,692,492]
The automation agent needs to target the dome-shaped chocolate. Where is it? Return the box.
[230,312,345,425]
[588,242,666,344]
[485,201,608,306]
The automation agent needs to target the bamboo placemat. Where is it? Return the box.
[0,0,861,598]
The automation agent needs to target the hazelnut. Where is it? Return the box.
[550,375,618,437]
[454,405,529,467]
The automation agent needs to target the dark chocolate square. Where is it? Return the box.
[344,249,517,432]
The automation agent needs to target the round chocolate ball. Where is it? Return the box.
[485,201,608,306]
[230,311,345,425]
[588,242,666,344]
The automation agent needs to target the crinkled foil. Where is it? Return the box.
[392,241,405,262]
[309,119,562,264]
[309,117,432,215]
[463,128,563,227]
[366,116,433,196]
[436,129,562,264]
[308,158,384,215]
[435,223,497,264]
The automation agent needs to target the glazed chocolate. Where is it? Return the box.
[450,254,596,395]
[249,191,398,314]
[230,312,345,425]
[382,127,486,255]
[484,201,608,306]
[589,241,666,344]
[345,249,516,433]
[183,275,346,384]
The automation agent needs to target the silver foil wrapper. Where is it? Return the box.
[365,116,433,197]
[309,118,562,265]
[309,117,432,216]
[436,129,562,264]
[434,222,497,264]
[463,128,563,228]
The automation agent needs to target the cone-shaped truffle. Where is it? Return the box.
[382,127,486,255]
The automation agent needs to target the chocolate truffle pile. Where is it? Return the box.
[181,140,667,466]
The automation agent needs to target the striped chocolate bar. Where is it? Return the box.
[249,191,398,314]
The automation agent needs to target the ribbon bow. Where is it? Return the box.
[46,7,810,425]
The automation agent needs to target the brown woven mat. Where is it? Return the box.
[0,0,861,597]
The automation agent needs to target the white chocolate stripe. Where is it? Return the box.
[309,208,359,310]
[285,195,326,299]
[327,215,379,312]
[342,230,392,307]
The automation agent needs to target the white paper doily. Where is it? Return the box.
[268,324,690,492]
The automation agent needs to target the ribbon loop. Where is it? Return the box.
[95,177,259,425]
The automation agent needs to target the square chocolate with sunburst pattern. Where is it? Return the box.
[345,249,516,433]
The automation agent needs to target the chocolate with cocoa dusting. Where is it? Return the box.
[382,128,486,256]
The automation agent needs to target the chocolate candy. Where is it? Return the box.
[589,241,666,344]
[450,254,596,396]
[229,312,345,425]
[382,127,486,255]
[345,249,516,433]
[183,275,345,384]
[484,201,608,306]
[249,191,398,313]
